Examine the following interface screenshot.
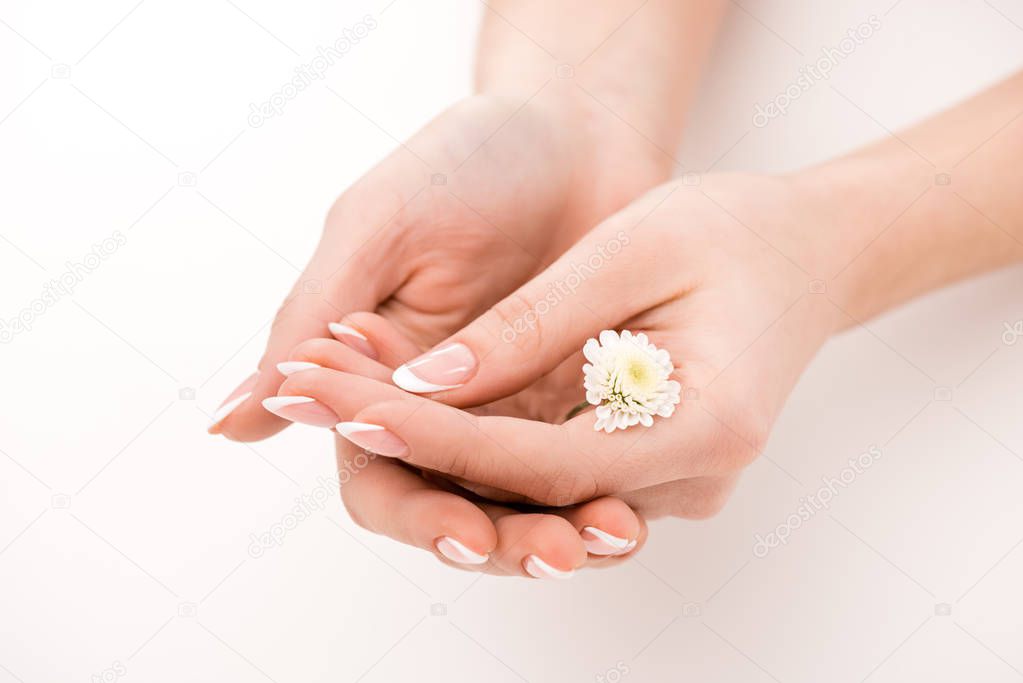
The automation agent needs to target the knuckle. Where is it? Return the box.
[531,467,599,507]
[701,397,770,474]
[485,291,546,357]
[720,415,768,471]
[270,291,299,328]
[434,427,479,482]
[269,289,325,331]
[439,449,473,482]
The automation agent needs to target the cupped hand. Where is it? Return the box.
[210,89,663,441]
[278,314,649,576]
[283,173,842,519]
[209,89,667,577]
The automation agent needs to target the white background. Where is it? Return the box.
[2,1,1023,681]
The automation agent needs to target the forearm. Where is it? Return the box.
[801,71,1023,327]
[474,0,728,179]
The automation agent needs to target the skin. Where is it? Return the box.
[210,1,729,576]
[281,70,1023,550]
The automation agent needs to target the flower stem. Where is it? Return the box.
[564,400,591,422]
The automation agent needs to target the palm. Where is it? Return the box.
[441,175,834,516]
[344,96,644,368]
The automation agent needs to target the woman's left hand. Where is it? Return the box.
[278,172,842,524]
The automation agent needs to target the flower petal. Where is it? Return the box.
[599,329,620,348]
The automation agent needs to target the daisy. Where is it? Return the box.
[582,330,682,433]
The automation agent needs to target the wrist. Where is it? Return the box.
[791,151,1023,331]
[541,82,680,219]
[789,155,925,330]
[474,80,675,198]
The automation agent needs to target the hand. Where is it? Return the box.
[208,91,666,576]
[278,314,649,575]
[278,173,841,519]
[205,0,737,574]
[317,71,1023,520]
[210,90,663,441]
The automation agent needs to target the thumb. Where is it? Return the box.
[390,218,661,407]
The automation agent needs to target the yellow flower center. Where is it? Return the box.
[627,360,650,385]
[617,349,660,396]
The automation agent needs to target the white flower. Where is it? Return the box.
[582,330,682,433]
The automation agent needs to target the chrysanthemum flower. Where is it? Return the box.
[582,330,682,432]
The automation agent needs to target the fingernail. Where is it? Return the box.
[523,555,574,579]
[208,372,259,431]
[391,343,476,393]
[262,396,338,427]
[615,539,638,556]
[335,422,409,457]
[328,322,378,360]
[435,536,489,565]
[276,361,320,376]
[581,526,631,556]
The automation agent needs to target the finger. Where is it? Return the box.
[263,368,404,429]
[555,497,643,557]
[270,318,438,428]
[336,394,700,504]
[283,337,393,383]
[280,369,728,500]
[420,471,642,575]
[583,517,647,568]
[266,335,394,426]
[335,436,497,568]
[280,369,579,498]
[328,311,423,368]
[339,435,602,577]
[209,269,381,441]
[209,185,420,442]
[441,480,648,560]
[388,206,683,406]
[473,504,587,579]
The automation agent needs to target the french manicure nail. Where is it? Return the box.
[523,555,574,579]
[581,526,631,556]
[262,396,338,427]
[391,343,476,393]
[335,422,409,457]
[615,539,638,556]
[328,322,378,360]
[208,372,259,431]
[276,361,320,376]
[435,536,489,565]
